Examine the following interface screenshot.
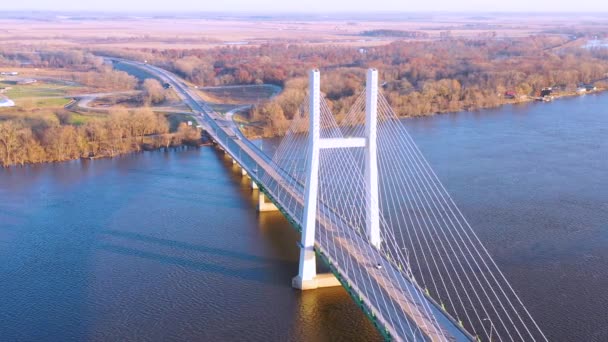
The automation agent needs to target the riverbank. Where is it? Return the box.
[0,136,206,168]
[240,86,607,139]
[2,92,606,341]
[451,87,608,115]
[0,110,204,168]
[512,87,606,105]
[398,86,608,117]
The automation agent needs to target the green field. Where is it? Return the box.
[0,78,197,130]
[0,81,79,111]
[1,81,74,99]
[34,97,72,107]
[69,112,105,125]
[0,80,87,124]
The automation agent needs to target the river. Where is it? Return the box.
[1,93,607,341]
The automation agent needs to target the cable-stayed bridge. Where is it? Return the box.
[117,59,547,342]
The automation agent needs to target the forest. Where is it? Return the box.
[0,47,204,167]
[2,34,608,165]
[94,35,608,135]
[0,109,201,167]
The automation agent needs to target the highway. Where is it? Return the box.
[112,58,475,342]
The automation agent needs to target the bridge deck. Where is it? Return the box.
[124,60,474,342]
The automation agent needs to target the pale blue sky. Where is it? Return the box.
[2,0,607,13]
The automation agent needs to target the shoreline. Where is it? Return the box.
[402,87,607,118]
[3,88,605,167]
[0,143,208,169]
[242,87,607,139]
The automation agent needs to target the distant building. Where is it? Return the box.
[585,84,597,91]
[0,71,18,76]
[504,91,516,99]
[577,83,597,92]
[17,79,37,85]
[576,87,587,94]
[540,88,553,97]
[0,97,15,107]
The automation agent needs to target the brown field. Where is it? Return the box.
[0,67,95,91]
[1,13,608,50]
[198,84,281,104]
[1,12,608,165]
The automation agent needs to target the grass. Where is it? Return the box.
[69,113,104,125]
[1,82,74,99]
[0,71,192,130]
[199,84,281,105]
[1,81,79,110]
[0,79,93,124]
[65,110,194,129]
[33,97,72,108]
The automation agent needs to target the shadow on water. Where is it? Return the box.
[211,146,335,275]
[96,243,284,286]
[7,91,607,341]
[0,146,382,341]
[100,229,293,268]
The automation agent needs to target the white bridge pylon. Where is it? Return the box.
[292,68,381,290]
[137,60,549,341]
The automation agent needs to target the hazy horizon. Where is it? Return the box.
[2,0,608,14]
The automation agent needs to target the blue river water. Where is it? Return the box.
[1,93,607,341]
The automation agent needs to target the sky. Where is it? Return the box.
[1,0,608,13]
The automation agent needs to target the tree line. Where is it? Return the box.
[5,38,608,140]
[0,47,202,167]
[97,35,608,136]
[0,109,201,167]
[0,47,139,91]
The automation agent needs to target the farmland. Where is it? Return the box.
[1,13,607,50]
[198,84,281,105]
[2,11,608,162]
[0,79,82,124]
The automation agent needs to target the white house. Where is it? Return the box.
[0,98,15,107]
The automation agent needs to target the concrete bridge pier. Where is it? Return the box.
[232,161,257,190]
[292,69,340,291]
[292,270,341,290]
[257,192,279,212]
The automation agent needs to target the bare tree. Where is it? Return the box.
[0,121,20,167]
[142,78,166,105]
